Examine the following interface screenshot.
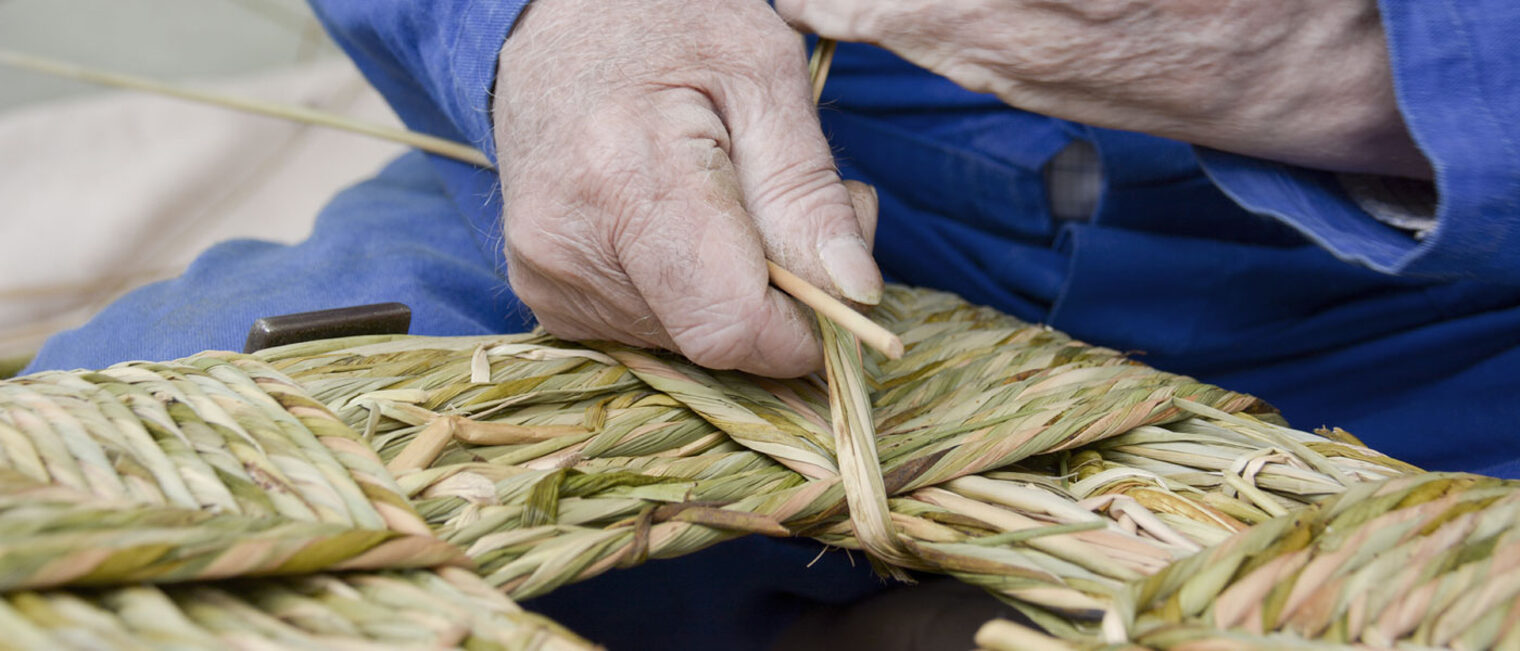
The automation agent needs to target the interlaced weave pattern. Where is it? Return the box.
[1,286,1509,649]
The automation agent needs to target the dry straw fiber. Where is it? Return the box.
[0,348,593,648]
[0,284,1510,650]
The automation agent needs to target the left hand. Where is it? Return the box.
[777,0,1431,179]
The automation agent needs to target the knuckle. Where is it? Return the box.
[565,118,666,216]
[696,8,801,70]
[747,163,856,247]
[751,158,841,210]
[534,313,597,343]
[648,94,731,147]
[772,0,806,21]
[506,268,560,315]
[504,211,594,284]
[752,26,806,66]
[776,0,872,41]
[667,301,761,370]
[845,8,887,41]
[502,210,552,261]
[579,162,650,215]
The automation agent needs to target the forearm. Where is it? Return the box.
[781,0,1431,180]
[1182,0,1429,180]
[1197,0,1520,283]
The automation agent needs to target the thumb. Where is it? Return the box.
[773,1,860,41]
[843,179,879,251]
[717,62,884,306]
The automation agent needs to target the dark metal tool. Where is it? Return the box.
[243,303,412,353]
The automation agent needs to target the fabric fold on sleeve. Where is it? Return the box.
[307,0,532,164]
[1196,0,1520,284]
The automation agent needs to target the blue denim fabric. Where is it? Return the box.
[306,0,531,162]
[30,0,1520,522]
[24,3,1520,648]
[29,152,533,369]
[1199,0,1520,283]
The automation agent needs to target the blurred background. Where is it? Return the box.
[0,0,408,370]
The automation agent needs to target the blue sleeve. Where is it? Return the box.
[1197,0,1520,284]
[307,0,533,164]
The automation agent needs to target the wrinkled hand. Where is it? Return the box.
[778,0,1430,179]
[493,0,881,377]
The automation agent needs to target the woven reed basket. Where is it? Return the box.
[1,285,1514,650]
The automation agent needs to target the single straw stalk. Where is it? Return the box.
[0,50,490,167]
[807,37,838,104]
[0,48,903,360]
[769,262,903,359]
[807,38,915,577]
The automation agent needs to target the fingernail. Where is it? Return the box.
[819,235,882,305]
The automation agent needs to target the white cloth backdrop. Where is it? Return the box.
[0,59,406,360]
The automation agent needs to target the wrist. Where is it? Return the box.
[1212,0,1431,179]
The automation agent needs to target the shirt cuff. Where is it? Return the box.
[1191,0,1520,284]
[443,0,533,164]
[1195,142,1520,284]
[1194,149,1430,275]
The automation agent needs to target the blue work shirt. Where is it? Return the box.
[294,0,1520,475]
[25,2,1520,472]
[22,3,1520,647]
[31,1,1520,475]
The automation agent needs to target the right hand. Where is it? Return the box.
[492,0,881,377]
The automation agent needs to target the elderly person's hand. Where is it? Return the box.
[493,0,881,377]
[778,0,1431,180]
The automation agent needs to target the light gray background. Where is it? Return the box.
[1,0,336,111]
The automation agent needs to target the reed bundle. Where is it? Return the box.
[0,348,593,648]
[0,570,586,650]
[978,473,1520,649]
[7,43,1506,648]
[0,285,1509,649]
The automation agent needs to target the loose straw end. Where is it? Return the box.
[860,328,905,361]
[0,49,492,168]
[766,261,901,360]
